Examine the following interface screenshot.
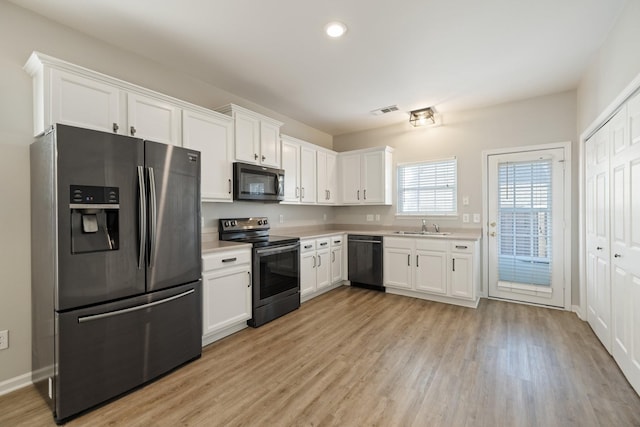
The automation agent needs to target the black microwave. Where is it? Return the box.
[233,162,284,202]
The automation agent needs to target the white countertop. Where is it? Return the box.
[275,228,482,241]
[202,240,251,255]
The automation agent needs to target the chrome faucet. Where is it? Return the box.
[421,219,428,232]
[433,223,440,232]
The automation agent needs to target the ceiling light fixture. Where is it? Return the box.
[409,107,437,127]
[325,21,347,38]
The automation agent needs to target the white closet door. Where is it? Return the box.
[611,93,640,395]
[585,122,612,351]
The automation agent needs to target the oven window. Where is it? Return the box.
[258,248,299,300]
[240,170,278,196]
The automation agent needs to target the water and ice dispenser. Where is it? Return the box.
[69,185,120,253]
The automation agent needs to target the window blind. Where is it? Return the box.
[497,160,552,286]
[397,159,457,215]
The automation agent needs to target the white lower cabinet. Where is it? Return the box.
[202,248,252,346]
[300,235,344,302]
[384,237,479,308]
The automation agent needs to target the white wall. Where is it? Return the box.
[0,1,332,386]
[333,91,579,299]
[577,1,640,133]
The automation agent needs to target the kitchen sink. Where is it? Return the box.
[393,231,451,236]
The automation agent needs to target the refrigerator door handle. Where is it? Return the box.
[77,289,195,323]
[148,166,158,267]
[137,166,147,269]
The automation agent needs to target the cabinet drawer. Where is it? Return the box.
[203,249,251,272]
[330,235,344,247]
[450,241,474,253]
[301,240,316,253]
[384,237,413,249]
[316,238,330,250]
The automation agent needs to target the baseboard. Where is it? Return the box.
[0,372,32,397]
[572,305,585,321]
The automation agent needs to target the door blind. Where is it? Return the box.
[497,160,552,286]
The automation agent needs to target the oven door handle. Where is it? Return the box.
[255,243,299,256]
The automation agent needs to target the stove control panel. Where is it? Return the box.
[219,217,270,232]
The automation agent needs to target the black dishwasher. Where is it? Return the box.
[348,235,384,291]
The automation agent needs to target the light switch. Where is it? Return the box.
[279,214,284,224]
[463,196,469,206]
[473,213,481,223]
[375,214,380,221]
[366,214,374,222]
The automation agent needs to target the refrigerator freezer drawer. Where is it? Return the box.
[54,281,202,423]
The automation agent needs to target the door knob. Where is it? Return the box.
[614,253,622,258]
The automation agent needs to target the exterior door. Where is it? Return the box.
[145,141,201,292]
[487,148,566,307]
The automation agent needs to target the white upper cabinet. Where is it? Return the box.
[182,109,234,202]
[127,93,181,145]
[216,104,283,168]
[317,150,337,205]
[300,145,317,204]
[338,147,393,205]
[48,68,121,135]
[281,137,301,203]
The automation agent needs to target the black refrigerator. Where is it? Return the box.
[30,124,202,423]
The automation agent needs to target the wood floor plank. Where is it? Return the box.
[1,286,639,426]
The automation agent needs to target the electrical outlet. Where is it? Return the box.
[0,330,8,350]
[323,213,327,221]
[279,214,284,224]
[366,214,374,221]
[473,213,481,223]
[375,214,380,221]
[462,214,469,223]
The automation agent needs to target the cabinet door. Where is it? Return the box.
[340,153,362,204]
[331,246,343,284]
[50,68,121,134]
[234,112,260,163]
[281,140,301,202]
[300,146,317,203]
[300,251,317,297]
[450,253,474,300]
[316,248,331,289]
[383,247,412,289]
[260,121,281,167]
[127,93,181,145]
[362,151,385,203]
[202,268,251,336]
[415,249,447,295]
[316,151,328,203]
[182,109,233,202]
[326,152,338,204]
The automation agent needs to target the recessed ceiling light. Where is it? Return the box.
[325,21,347,38]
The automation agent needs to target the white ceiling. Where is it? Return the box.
[10,0,626,135]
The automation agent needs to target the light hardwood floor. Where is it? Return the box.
[1,286,639,426]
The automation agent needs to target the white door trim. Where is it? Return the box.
[481,141,572,310]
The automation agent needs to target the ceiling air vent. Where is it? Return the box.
[371,105,399,116]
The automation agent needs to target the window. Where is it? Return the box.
[397,158,457,216]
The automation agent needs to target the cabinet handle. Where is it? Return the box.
[332,251,336,262]
[228,179,232,194]
[320,242,327,246]
[222,257,237,263]
[416,255,419,267]
[455,245,468,250]
[112,123,119,133]
[262,155,266,161]
[248,271,252,287]
[304,244,313,249]
[614,253,622,258]
[407,254,410,266]
[596,246,603,251]
[318,255,322,267]
[357,190,360,200]
[254,153,259,160]
[364,189,367,200]
[296,187,299,198]
[453,258,456,272]
[130,126,136,136]
[301,187,305,198]
[313,255,316,268]
[334,240,341,244]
